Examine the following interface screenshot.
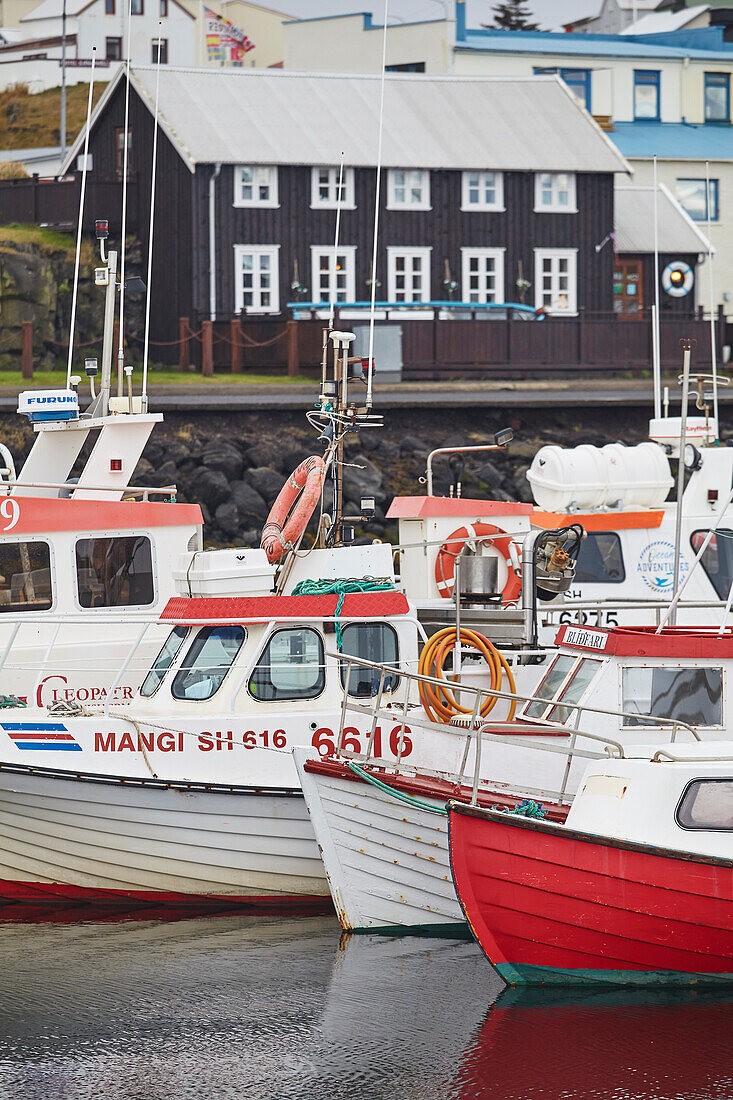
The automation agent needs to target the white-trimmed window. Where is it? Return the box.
[461,171,504,211]
[310,167,355,209]
[387,169,430,210]
[311,246,356,304]
[535,249,577,315]
[534,171,576,213]
[461,248,505,304]
[234,245,280,314]
[387,247,431,303]
[234,166,278,208]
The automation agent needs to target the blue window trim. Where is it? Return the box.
[633,70,660,122]
[534,67,591,111]
[705,72,730,124]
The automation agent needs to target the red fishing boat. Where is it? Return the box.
[448,741,733,986]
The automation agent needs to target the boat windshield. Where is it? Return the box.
[621,667,723,728]
[522,654,602,724]
[140,626,188,698]
[172,626,246,701]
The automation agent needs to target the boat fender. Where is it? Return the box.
[435,522,521,605]
[261,455,326,564]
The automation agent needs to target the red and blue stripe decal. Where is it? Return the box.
[2,722,82,751]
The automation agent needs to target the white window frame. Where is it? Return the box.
[461,248,506,305]
[460,171,504,212]
[234,245,280,315]
[310,167,356,210]
[534,248,578,315]
[310,246,357,306]
[386,169,431,211]
[233,165,279,209]
[387,247,432,304]
[534,171,577,213]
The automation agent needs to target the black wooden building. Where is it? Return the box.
[59,67,707,345]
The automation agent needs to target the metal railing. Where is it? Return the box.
[330,650,703,807]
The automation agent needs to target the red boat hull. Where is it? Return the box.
[448,803,733,986]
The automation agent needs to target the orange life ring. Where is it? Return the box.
[435,522,521,605]
[260,455,325,564]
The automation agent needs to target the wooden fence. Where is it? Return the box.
[0,176,137,231]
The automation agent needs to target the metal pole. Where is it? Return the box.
[652,159,662,418]
[706,160,719,438]
[670,339,692,626]
[60,0,67,164]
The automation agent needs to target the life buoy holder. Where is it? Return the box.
[260,455,325,564]
[435,522,521,605]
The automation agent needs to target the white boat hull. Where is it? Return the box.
[295,749,462,932]
[0,765,329,904]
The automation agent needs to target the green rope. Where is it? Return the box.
[0,695,26,709]
[291,577,395,649]
[491,798,547,819]
[347,761,448,816]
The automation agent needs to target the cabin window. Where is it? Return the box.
[339,623,399,697]
[172,626,245,701]
[461,171,504,211]
[461,248,505,305]
[234,166,278,208]
[573,532,625,584]
[140,625,188,698]
[534,172,576,213]
[75,536,154,608]
[234,245,280,314]
[0,540,52,612]
[387,248,431,304]
[534,249,577,315]
[387,169,430,210]
[249,627,324,701]
[546,658,602,723]
[311,247,356,304]
[522,654,577,720]
[677,779,733,830]
[691,529,733,597]
[310,167,355,209]
[622,667,723,728]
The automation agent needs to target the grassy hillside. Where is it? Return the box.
[0,82,107,151]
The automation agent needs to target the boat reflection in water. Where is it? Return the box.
[454,986,733,1100]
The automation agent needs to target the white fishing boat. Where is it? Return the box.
[295,621,733,933]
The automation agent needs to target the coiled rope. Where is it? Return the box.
[417,627,516,724]
[291,577,395,648]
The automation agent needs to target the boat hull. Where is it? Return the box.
[0,765,330,907]
[448,804,733,986]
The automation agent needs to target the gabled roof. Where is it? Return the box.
[61,66,631,176]
[614,182,713,255]
[621,5,711,35]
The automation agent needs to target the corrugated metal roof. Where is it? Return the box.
[621,6,711,35]
[457,26,733,59]
[115,66,629,175]
[612,121,733,160]
[614,183,712,254]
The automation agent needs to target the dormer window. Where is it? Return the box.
[234,165,278,208]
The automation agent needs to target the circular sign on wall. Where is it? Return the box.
[662,261,694,298]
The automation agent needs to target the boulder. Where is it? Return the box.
[202,444,243,482]
[400,434,427,456]
[214,500,240,538]
[343,454,384,502]
[230,480,268,523]
[188,467,231,510]
[247,466,286,505]
[245,442,287,472]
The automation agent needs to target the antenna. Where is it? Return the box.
[117,0,134,401]
[652,157,661,419]
[66,49,96,390]
[366,0,389,411]
[706,159,719,438]
[327,153,345,332]
[142,24,164,409]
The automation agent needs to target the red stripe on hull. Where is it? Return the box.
[448,807,733,979]
[0,878,333,915]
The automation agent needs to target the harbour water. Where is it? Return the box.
[0,913,730,1100]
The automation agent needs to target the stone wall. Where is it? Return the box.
[0,403,666,546]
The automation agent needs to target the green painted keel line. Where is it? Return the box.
[496,962,733,988]
[347,922,473,940]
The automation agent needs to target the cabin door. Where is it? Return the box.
[613,259,644,317]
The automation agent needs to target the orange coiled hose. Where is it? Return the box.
[418,626,517,724]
